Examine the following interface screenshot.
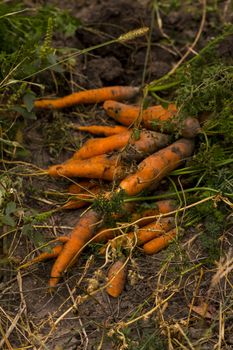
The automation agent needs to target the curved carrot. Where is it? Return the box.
[21,245,64,268]
[106,258,127,297]
[72,129,170,161]
[34,86,139,109]
[103,101,200,138]
[119,138,194,196]
[143,228,177,254]
[71,124,128,136]
[49,209,100,288]
[47,154,127,181]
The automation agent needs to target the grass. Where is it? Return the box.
[0,1,233,349]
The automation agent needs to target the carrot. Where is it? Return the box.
[71,124,128,136]
[68,180,97,194]
[72,131,131,160]
[103,101,200,138]
[72,129,170,161]
[100,217,175,254]
[49,209,100,288]
[21,245,63,268]
[106,258,127,297]
[47,154,127,181]
[131,199,178,227]
[20,236,70,268]
[62,185,102,209]
[143,228,177,254]
[34,86,140,109]
[119,138,194,196]
[103,100,176,125]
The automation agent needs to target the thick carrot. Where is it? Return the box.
[106,258,127,297]
[49,209,100,288]
[34,86,139,109]
[71,124,128,136]
[62,185,102,209]
[72,129,170,161]
[47,154,127,181]
[131,199,178,226]
[103,101,200,138]
[103,100,176,125]
[143,228,177,254]
[119,138,194,196]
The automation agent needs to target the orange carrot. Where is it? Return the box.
[103,100,176,125]
[47,154,127,181]
[71,124,128,136]
[101,217,175,254]
[103,101,200,138]
[20,236,70,268]
[62,185,102,209]
[72,131,131,160]
[131,199,178,227]
[119,138,194,196]
[21,245,63,268]
[71,129,170,161]
[143,228,177,254]
[34,86,139,109]
[106,258,127,297]
[49,209,100,288]
[68,180,97,194]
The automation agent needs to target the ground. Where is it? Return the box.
[0,1,233,349]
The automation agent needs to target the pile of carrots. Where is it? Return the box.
[23,86,200,297]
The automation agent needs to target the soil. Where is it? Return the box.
[1,1,233,349]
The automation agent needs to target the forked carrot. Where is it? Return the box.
[34,86,139,109]
[119,138,194,196]
[20,236,70,269]
[143,228,177,254]
[47,154,127,181]
[71,129,170,161]
[71,124,128,136]
[100,217,175,254]
[106,258,127,297]
[103,101,200,138]
[49,209,100,288]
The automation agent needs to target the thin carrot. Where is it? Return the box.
[20,236,70,269]
[119,138,194,196]
[68,180,97,194]
[47,154,127,181]
[143,228,177,254]
[103,101,200,138]
[21,245,63,268]
[71,129,170,161]
[71,124,128,136]
[34,86,139,109]
[106,258,127,297]
[49,209,100,288]
[131,199,178,227]
[62,185,102,209]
